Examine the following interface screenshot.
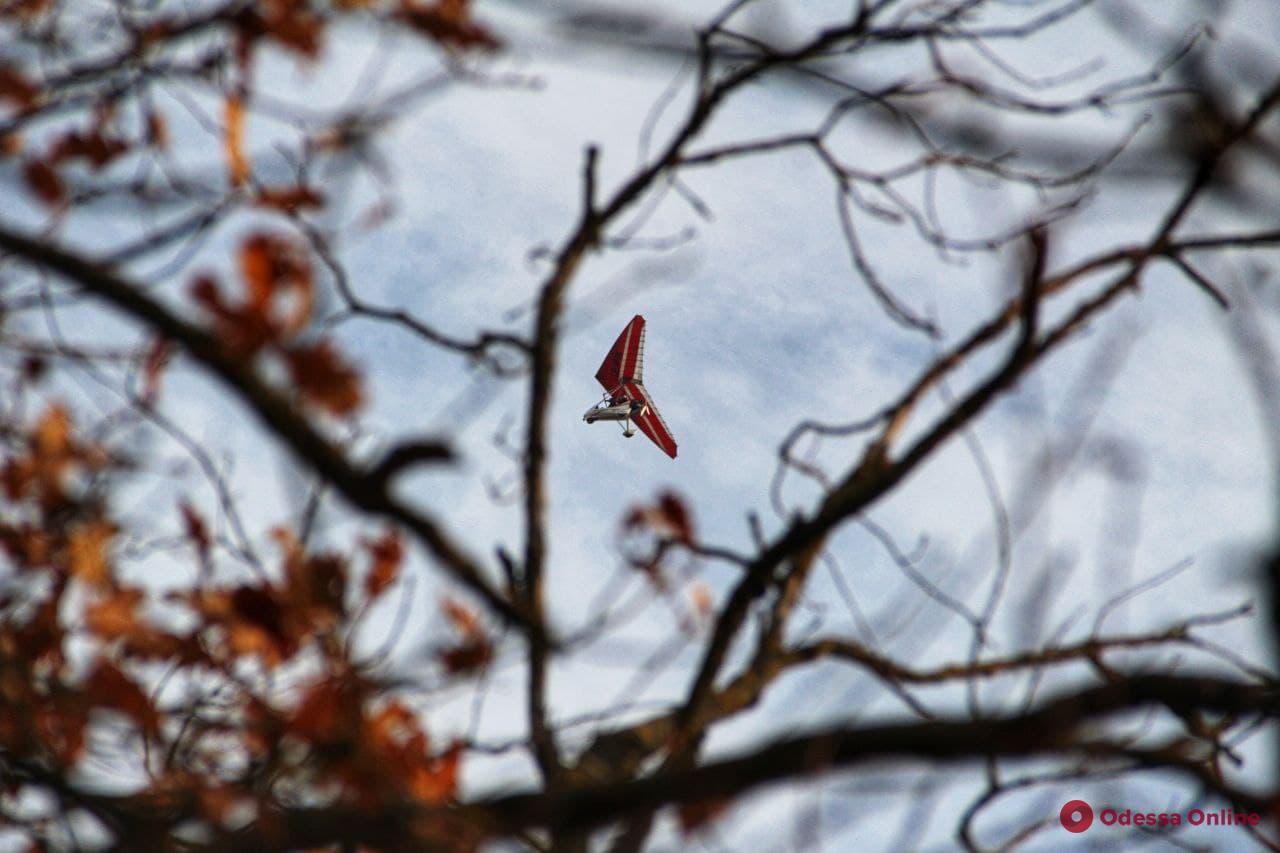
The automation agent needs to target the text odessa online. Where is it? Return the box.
[1100,808,1261,827]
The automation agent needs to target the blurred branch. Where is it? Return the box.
[0,225,526,628]
[518,145,603,788]
[301,218,531,374]
[188,674,1279,848]
[479,674,1279,838]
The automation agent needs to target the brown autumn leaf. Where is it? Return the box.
[409,741,461,804]
[179,501,211,562]
[145,110,168,149]
[291,677,364,746]
[7,0,51,18]
[258,0,324,58]
[3,405,85,506]
[0,131,21,157]
[21,354,47,383]
[621,491,696,581]
[282,339,364,416]
[271,528,350,638]
[441,597,480,639]
[366,701,424,758]
[85,586,145,638]
[363,529,403,600]
[190,274,275,356]
[688,581,714,625]
[33,404,71,458]
[655,492,694,543]
[294,552,349,625]
[255,183,325,212]
[185,584,289,667]
[678,798,730,835]
[32,698,87,766]
[230,584,287,646]
[86,588,190,661]
[364,701,433,798]
[439,639,493,675]
[22,157,64,205]
[49,129,128,170]
[624,491,695,543]
[397,0,501,51]
[196,783,243,824]
[0,457,34,502]
[1,522,53,567]
[192,231,314,355]
[238,233,313,334]
[66,519,115,586]
[0,63,38,108]
[438,598,491,674]
[141,338,173,405]
[84,662,160,735]
[13,588,65,667]
[225,621,285,667]
[224,94,249,185]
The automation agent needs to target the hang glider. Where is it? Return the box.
[582,315,677,458]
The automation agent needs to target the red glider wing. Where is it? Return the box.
[595,315,645,394]
[619,381,677,459]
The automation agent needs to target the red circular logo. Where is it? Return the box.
[1060,799,1094,833]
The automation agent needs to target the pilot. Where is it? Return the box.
[601,396,646,417]
[607,395,639,409]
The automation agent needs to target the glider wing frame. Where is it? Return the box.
[595,315,646,394]
[619,381,677,458]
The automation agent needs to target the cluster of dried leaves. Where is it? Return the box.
[0,399,480,844]
[0,1,503,847]
[621,490,695,579]
[5,0,498,206]
[4,0,1280,850]
[193,232,363,416]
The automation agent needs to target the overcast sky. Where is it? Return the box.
[11,0,1280,849]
